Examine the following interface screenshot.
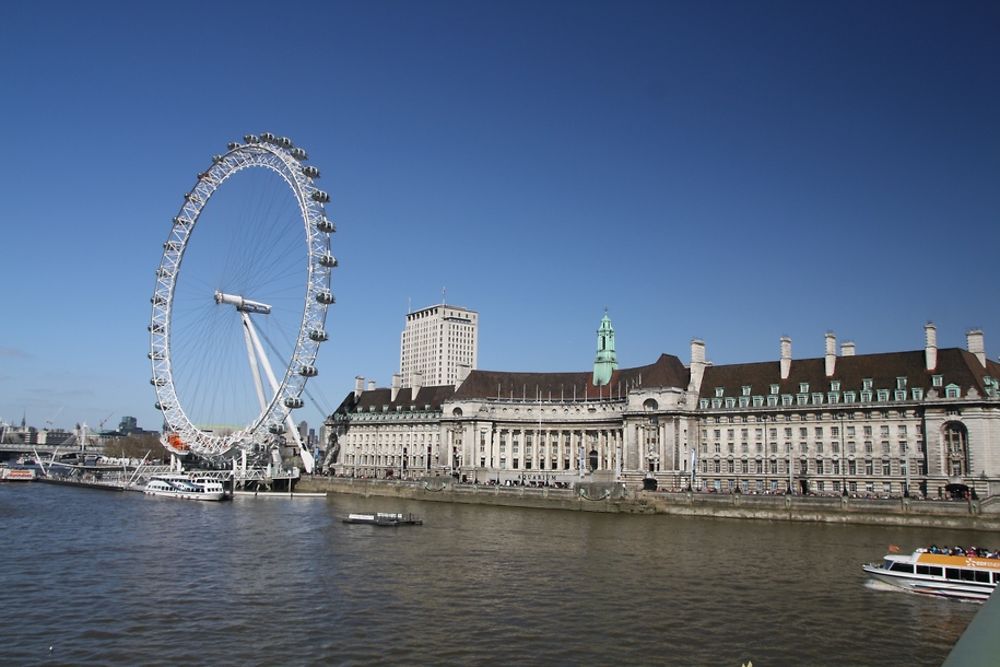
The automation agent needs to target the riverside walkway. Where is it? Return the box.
[298,476,1000,531]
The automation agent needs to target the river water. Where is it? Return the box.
[0,484,981,665]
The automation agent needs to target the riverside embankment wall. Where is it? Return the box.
[297,476,1000,532]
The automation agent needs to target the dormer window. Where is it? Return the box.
[896,377,907,390]
[699,398,709,410]
[830,380,841,392]
[844,391,856,403]
[770,384,779,395]
[812,392,823,405]
[862,378,873,391]
[945,384,960,399]
[912,388,924,401]
[725,397,736,408]
[799,383,809,394]
[877,389,890,402]
[741,385,751,397]
[715,387,725,398]
[932,375,943,387]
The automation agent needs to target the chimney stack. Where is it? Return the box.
[967,329,986,367]
[411,371,423,399]
[456,364,471,389]
[780,336,792,380]
[391,373,401,401]
[367,379,376,391]
[354,376,364,399]
[924,322,938,371]
[689,338,706,394]
[825,331,836,377]
[840,341,856,357]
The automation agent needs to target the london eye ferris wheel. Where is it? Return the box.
[148,133,337,473]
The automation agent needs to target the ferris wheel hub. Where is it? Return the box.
[214,290,272,315]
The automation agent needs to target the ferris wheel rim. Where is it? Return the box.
[148,135,334,458]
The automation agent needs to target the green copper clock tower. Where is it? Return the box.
[592,310,618,386]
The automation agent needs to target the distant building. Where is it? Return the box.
[329,318,1000,499]
[399,303,478,388]
[118,416,139,434]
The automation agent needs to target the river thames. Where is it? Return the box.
[1,484,980,665]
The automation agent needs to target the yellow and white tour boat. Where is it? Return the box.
[863,547,1000,601]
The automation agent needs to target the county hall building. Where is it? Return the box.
[327,314,1000,499]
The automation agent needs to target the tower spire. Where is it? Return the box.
[592,311,618,386]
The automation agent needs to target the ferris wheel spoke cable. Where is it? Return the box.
[256,324,330,416]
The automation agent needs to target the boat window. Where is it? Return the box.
[916,565,943,576]
[889,562,914,574]
[960,569,977,582]
[974,571,991,584]
[994,573,1000,585]
[946,568,962,580]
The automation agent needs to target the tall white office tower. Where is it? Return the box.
[400,303,478,388]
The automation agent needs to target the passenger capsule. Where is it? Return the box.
[316,217,334,233]
[150,295,166,305]
[299,365,319,377]
[318,254,338,268]
[302,165,320,179]
[154,402,169,411]
[268,423,286,434]
[278,136,293,148]
[311,190,330,203]
[316,291,335,305]
[163,241,182,251]
[150,377,167,386]
[148,350,165,360]
[156,268,170,278]
[227,141,240,150]
[290,147,308,160]
[212,154,224,164]
[309,328,328,342]
[148,323,164,334]
[284,397,304,409]
[183,192,202,204]
[244,134,260,144]
[260,132,276,143]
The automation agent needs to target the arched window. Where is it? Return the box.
[943,421,969,477]
[643,398,658,411]
[451,407,463,417]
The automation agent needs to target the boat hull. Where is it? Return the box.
[143,488,226,502]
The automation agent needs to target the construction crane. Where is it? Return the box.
[98,412,115,432]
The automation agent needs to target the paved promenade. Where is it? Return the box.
[298,476,1000,531]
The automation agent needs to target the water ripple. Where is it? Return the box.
[0,485,978,665]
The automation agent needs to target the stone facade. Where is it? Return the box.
[329,322,1000,498]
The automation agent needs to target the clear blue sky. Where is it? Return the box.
[1,0,998,433]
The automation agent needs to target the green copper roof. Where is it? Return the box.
[592,311,618,386]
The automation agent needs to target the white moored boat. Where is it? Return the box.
[143,475,227,501]
[863,546,1000,601]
